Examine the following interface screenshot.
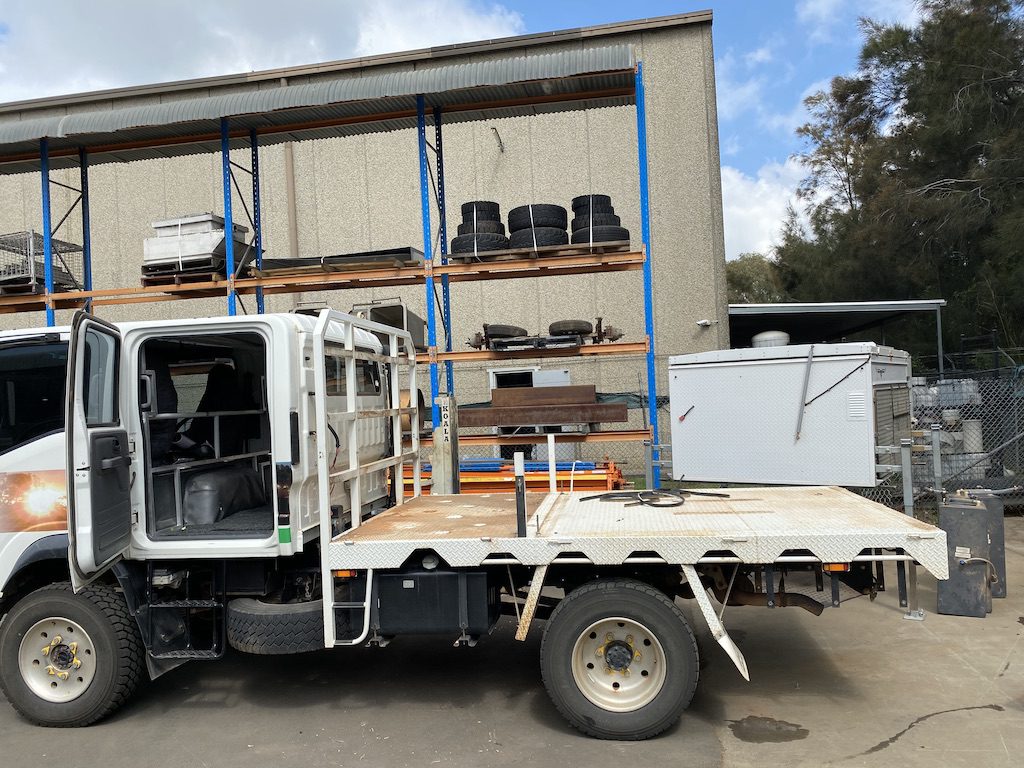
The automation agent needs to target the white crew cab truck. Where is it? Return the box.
[0,309,948,740]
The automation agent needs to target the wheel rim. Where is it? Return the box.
[18,616,97,703]
[571,616,667,713]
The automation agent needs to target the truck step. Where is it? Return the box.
[149,649,222,660]
[147,599,222,609]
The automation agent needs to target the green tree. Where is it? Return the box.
[726,252,788,303]
[777,0,1024,361]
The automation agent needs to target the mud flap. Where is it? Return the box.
[681,564,750,681]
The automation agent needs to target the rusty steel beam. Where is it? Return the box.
[458,402,626,428]
[490,385,596,407]
[421,428,651,447]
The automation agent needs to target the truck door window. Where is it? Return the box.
[324,346,381,397]
[0,341,68,452]
[82,328,119,426]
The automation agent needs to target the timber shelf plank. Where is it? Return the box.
[0,249,644,312]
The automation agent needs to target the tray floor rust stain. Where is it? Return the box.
[728,715,809,743]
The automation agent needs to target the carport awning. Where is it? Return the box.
[729,300,946,347]
[0,44,636,174]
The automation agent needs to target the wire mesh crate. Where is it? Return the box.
[0,230,83,294]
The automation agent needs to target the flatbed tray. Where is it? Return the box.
[328,487,947,577]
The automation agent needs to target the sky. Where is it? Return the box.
[0,0,923,260]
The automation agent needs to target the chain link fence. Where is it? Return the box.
[856,367,1024,514]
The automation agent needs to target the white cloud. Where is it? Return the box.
[797,0,922,44]
[796,0,844,42]
[721,158,808,260]
[744,45,774,67]
[714,52,765,122]
[862,0,923,27]
[0,1,524,104]
[354,0,524,57]
[721,134,742,157]
[758,77,832,136]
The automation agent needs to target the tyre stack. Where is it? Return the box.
[508,204,569,251]
[570,194,630,245]
[451,201,509,257]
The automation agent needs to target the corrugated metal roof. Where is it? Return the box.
[0,45,635,174]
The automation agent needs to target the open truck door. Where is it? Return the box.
[66,311,130,591]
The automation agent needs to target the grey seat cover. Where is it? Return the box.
[182,465,266,525]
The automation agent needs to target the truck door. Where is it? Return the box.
[65,312,130,590]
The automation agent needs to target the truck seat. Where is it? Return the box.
[182,464,266,526]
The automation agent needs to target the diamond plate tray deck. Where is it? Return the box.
[329,486,948,578]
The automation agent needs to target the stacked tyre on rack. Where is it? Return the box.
[508,204,569,249]
[451,201,509,256]
[450,195,630,259]
[570,194,630,244]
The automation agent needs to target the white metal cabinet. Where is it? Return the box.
[668,343,911,486]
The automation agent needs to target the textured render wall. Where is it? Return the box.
[0,22,727,471]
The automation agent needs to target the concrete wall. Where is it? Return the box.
[0,21,728,471]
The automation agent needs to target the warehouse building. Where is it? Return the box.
[0,10,727,468]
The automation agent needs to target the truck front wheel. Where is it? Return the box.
[540,579,699,740]
[0,582,144,727]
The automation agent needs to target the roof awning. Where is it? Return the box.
[729,300,947,347]
[0,45,636,174]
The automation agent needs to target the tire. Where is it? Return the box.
[509,227,569,249]
[460,201,500,221]
[571,213,621,231]
[571,194,612,211]
[571,225,630,245]
[540,579,699,740]
[0,581,144,727]
[508,204,568,232]
[484,324,528,339]
[450,233,510,254]
[456,220,505,236]
[226,598,324,655]
[549,319,593,336]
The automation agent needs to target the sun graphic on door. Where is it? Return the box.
[0,470,67,532]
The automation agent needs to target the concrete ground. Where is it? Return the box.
[2,519,1023,768]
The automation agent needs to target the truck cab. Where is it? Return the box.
[0,308,417,726]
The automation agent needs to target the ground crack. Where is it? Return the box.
[839,704,1004,760]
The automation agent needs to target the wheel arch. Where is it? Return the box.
[2,535,72,617]
[2,536,148,666]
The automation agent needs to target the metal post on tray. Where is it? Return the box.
[515,452,528,537]
[931,423,943,508]
[39,138,55,326]
[547,434,557,493]
[900,438,925,621]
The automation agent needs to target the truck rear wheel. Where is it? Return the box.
[540,579,699,740]
[0,582,144,727]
